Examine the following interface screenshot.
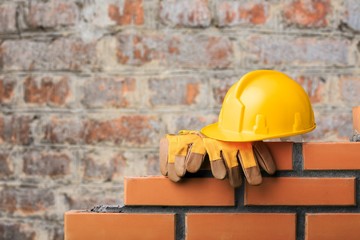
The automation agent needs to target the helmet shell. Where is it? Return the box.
[201,70,316,142]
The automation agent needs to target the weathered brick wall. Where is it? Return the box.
[0,0,360,239]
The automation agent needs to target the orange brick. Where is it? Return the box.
[353,106,360,133]
[306,213,360,240]
[245,177,355,206]
[303,142,360,170]
[186,213,296,240]
[265,142,293,170]
[124,176,235,206]
[64,211,175,240]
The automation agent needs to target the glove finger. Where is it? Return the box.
[186,152,206,173]
[175,155,187,177]
[237,143,262,185]
[202,138,222,160]
[186,137,206,173]
[210,159,226,179]
[168,134,191,177]
[203,138,226,179]
[221,149,242,187]
[159,137,169,176]
[168,162,181,182]
[220,147,239,168]
[228,165,242,188]
[253,141,276,175]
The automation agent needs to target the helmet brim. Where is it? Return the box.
[201,122,316,142]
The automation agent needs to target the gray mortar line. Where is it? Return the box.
[175,213,185,240]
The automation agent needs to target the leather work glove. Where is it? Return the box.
[202,138,276,187]
[159,131,206,182]
[160,130,276,187]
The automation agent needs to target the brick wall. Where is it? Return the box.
[1,0,360,239]
[65,142,360,240]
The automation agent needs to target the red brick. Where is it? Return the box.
[65,212,175,240]
[116,33,158,66]
[295,75,326,104]
[0,77,15,104]
[1,38,96,71]
[339,75,360,104]
[303,142,360,170]
[216,1,270,26]
[116,32,233,68]
[48,38,96,71]
[142,152,161,175]
[343,0,360,31]
[0,187,55,214]
[53,227,64,240]
[22,149,72,178]
[108,0,144,26]
[81,77,137,108]
[43,116,85,144]
[124,176,235,206]
[245,177,355,206]
[24,0,79,29]
[211,75,238,107]
[65,186,119,210]
[283,0,331,28]
[265,142,293,170]
[303,109,352,142]
[0,222,36,240]
[243,35,350,67]
[353,106,360,133]
[24,76,71,106]
[159,0,211,27]
[0,115,33,145]
[81,149,159,182]
[164,113,218,134]
[148,77,206,107]
[193,36,233,69]
[0,220,61,240]
[0,3,17,33]
[45,114,161,153]
[186,213,296,240]
[81,149,126,182]
[0,40,46,71]
[0,151,14,178]
[306,213,360,240]
[84,115,160,147]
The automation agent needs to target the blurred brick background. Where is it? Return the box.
[0,0,359,239]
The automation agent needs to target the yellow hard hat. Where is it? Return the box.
[201,70,316,142]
